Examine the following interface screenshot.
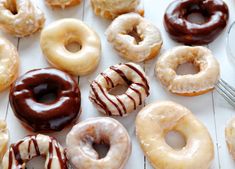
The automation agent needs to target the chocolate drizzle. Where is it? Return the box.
[90,63,149,116]
[6,134,67,169]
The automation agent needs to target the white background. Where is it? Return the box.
[0,0,235,168]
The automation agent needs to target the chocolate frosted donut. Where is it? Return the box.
[164,0,229,45]
[9,68,81,132]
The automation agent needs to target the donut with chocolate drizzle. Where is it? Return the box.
[89,62,149,116]
[9,68,81,132]
[164,0,229,45]
[2,134,68,169]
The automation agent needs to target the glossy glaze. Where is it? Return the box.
[164,0,229,45]
[9,68,81,132]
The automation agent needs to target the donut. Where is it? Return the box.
[9,68,81,132]
[89,62,149,116]
[136,101,214,169]
[225,118,235,159]
[91,0,140,20]
[155,46,220,96]
[0,0,45,37]
[2,134,67,169]
[66,117,131,169]
[106,13,162,62]
[164,0,229,45]
[0,120,8,162]
[40,19,101,76]
[46,0,81,8]
[0,36,19,92]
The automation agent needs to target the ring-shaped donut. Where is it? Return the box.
[9,68,81,132]
[40,19,101,76]
[0,120,8,162]
[136,101,214,169]
[2,134,67,169]
[155,46,220,96]
[164,0,229,45]
[0,0,45,37]
[0,36,19,91]
[66,117,131,169]
[89,62,149,116]
[46,0,81,8]
[106,13,162,62]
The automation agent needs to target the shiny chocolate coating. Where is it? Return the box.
[9,68,81,132]
[164,0,229,45]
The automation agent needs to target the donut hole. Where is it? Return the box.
[65,40,81,53]
[127,26,143,44]
[187,12,207,24]
[92,141,110,159]
[26,156,45,169]
[108,84,129,95]
[165,131,186,150]
[176,62,199,75]
[32,83,59,104]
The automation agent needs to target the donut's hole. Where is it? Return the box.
[127,27,143,44]
[65,41,81,53]
[187,12,207,24]
[165,131,186,150]
[108,84,129,95]
[26,156,45,169]
[92,141,110,159]
[176,62,199,75]
[32,83,59,104]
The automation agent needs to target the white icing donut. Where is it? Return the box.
[40,18,101,76]
[66,117,131,169]
[0,36,19,91]
[91,0,140,19]
[0,120,8,162]
[46,0,81,8]
[106,13,162,62]
[155,46,220,96]
[225,118,235,159]
[0,0,45,37]
[2,134,67,169]
[136,101,214,169]
[89,62,149,116]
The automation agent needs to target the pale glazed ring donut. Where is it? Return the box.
[225,118,235,159]
[40,19,101,76]
[2,134,67,169]
[0,36,19,91]
[136,101,214,169]
[106,13,162,62]
[155,46,220,96]
[91,0,140,20]
[0,120,8,162]
[46,0,81,8]
[89,62,149,116]
[0,0,45,37]
[66,117,131,169]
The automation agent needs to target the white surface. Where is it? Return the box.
[0,0,235,168]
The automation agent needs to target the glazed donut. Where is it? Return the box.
[9,68,81,132]
[66,117,131,169]
[155,46,220,96]
[40,19,101,76]
[0,120,8,161]
[0,0,45,37]
[2,134,67,169]
[91,0,140,20]
[225,118,235,159]
[0,36,19,91]
[136,101,214,169]
[164,0,229,45]
[46,0,81,8]
[89,62,149,116]
[106,13,162,62]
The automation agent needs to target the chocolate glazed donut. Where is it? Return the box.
[164,0,229,45]
[9,68,81,132]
